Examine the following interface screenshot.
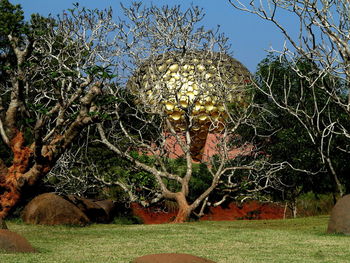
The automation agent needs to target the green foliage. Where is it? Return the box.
[295,192,335,217]
[0,0,25,83]
[161,158,212,202]
[85,66,117,80]
[188,163,212,201]
[29,13,55,37]
[112,215,143,225]
[254,54,350,200]
[0,0,27,41]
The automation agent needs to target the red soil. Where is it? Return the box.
[200,201,284,221]
[131,203,178,224]
[131,201,284,224]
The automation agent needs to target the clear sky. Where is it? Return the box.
[11,0,296,73]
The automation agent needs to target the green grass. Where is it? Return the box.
[2,216,350,263]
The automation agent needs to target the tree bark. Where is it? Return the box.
[171,192,192,223]
[325,157,344,197]
[0,83,101,219]
[0,131,32,219]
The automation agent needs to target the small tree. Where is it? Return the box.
[0,2,121,218]
[229,0,350,196]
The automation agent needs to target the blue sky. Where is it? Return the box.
[11,0,296,72]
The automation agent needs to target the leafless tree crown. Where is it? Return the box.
[229,0,350,196]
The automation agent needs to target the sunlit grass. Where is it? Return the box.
[1,216,349,263]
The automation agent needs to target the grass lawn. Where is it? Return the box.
[1,215,349,263]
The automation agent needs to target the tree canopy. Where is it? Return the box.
[230,0,350,198]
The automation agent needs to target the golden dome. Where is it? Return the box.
[128,50,251,133]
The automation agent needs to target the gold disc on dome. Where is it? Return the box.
[180,99,188,108]
[205,73,213,80]
[186,91,195,101]
[172,73,181,80]
[198,114,208,121]
[170,111,182,121]
[166,58,174,64]
[217,104,225,112]
[158,64,167,72]
[197,64,206,72]
[163,74,171,81]
[182,64,191,71]
[205,102,214,112]
[165,101,175,111]
[192,126,201,131]
[194,102,201,111]
[169,64,179,72]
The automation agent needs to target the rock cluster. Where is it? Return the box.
[22,193,115,226]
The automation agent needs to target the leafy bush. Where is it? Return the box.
[112,215,143,225]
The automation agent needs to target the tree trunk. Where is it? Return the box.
[292,203,297,219]
[0,177,21,219]
[288,199,298,219]
[325,157,344,197]
[0,131,50,219]
[171,192,192,223]
[0,132,32,218]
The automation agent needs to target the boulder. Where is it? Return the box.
[94,199,116,222]
[0,230,36,253]
[131,253,217,263]
[66,195,109,223]
[327,194,350,234]
[22,193,90,226]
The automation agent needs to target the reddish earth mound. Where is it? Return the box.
[131,201,284,224]
[22,193,90,226]
[0,230,36,253]
[327,194,350,234]
[132,253,217,263]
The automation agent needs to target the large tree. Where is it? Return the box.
[0,1,121,218]
[229,0,350,196]
[254,55,349,216]
[0,1,285,222]
[94,3,285,223]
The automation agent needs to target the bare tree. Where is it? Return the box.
[95,3,286,223]
[0,4,122,218]
[229,0,350,196]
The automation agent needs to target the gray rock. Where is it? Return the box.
[327,194,350,234]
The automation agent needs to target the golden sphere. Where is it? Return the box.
[128,51,251,133]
